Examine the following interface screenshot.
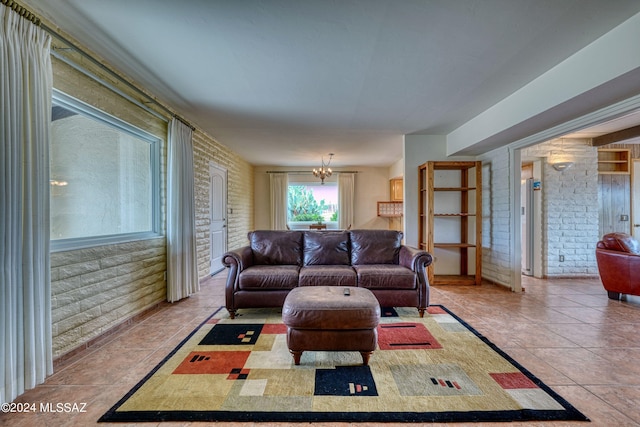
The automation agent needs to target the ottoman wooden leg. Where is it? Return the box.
[290,349,303,365]
[360,351,373,366]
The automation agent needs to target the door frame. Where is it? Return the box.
[633,159,640,239]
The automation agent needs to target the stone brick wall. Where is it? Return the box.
[192,132,254,279]
[479,149,511,286]
[51,238,166,357]
[522,138,599,277]
[479,138,599,286]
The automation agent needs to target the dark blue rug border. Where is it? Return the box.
[98,305,590,423]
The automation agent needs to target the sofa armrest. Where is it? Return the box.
[399,245,433,271]
[595,247,640,296]
[222,246,253,318]
[222,246,253,271]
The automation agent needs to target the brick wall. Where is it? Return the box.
[479,149,511,286]
[522,138,599,277]
[479,138,599,287]
[192,132,254,279]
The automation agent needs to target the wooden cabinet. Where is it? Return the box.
[390,177,403,201]
[598,148,630,174]
[419,161,482,285]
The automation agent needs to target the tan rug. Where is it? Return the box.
[99,305,588,423]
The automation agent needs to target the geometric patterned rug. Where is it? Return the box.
[99,305,589,423]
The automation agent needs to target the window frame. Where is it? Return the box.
[50,90,162,252]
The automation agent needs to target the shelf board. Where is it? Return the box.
[434,213,476,217]
[434,243,476,248]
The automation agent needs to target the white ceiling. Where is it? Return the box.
[26,0,640,166]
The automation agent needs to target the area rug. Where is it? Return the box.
[99,305,589,423]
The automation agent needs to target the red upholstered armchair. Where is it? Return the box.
[595,232,640,300]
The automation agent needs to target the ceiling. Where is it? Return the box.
[25,0,640,166]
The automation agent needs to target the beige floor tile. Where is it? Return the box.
[3,274,640,426]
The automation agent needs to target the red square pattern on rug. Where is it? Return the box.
[490,372,538,389]
[261,323,287,334]
[173,351,251,375]
[427,306,448,315]
[377,322,442,350]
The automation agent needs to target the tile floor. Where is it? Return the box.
[2,272,640,427]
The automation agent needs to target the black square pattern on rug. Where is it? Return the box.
[199,324,264,345]
[380,307,399,317]
[314,365,378,396]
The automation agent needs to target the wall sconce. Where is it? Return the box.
[551,161,574,171]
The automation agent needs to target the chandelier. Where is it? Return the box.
[312,153,334,184]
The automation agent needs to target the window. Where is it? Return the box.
[50,90,161,250]
[287,182,338,229]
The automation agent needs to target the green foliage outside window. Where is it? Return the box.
[288,185,337,222]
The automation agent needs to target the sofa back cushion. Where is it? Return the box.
[303,231,350,265]
[350,229,402,265]
[249,230,303,265]
[601,232,640,255]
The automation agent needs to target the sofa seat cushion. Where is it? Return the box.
[238,265,300,290]
[353,264,416,289]
[299,265,357,286]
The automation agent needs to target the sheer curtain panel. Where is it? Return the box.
[338,173,355,230]
[270,173,288,230]
[167,118,199,303]
[1,5,53,404]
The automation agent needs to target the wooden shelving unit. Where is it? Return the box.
[597,148,630,174]
[418,161,482,285]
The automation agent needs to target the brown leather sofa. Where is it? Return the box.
[595,232,640,300]
[222,229,433,318]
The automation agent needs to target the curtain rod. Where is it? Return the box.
[2,0,40,25]
[3,0,196,130]
[40,23,199,128]
[266,171,359,174]
[173,115,195,131]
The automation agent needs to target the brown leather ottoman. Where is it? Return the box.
[282,286,381,365]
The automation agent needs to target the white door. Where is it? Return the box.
[633,160,640,239]
[210,163,227,275]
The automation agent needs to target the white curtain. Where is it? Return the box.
[167,118,198,302]
[270,173,288,230]
[338,173,355,230]
[1,6,53,404]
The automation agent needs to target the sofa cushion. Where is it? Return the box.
[354,264,416,289]
[299,265,357,286]
[303,231,350,265]
[601,232,640,255]
[238,265,300,290]
[249,230,303,265]
[350,230,402,265]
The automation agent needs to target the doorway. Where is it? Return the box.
[520,160,543,278]
[209,163,227,275]
[633,159,640,239]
